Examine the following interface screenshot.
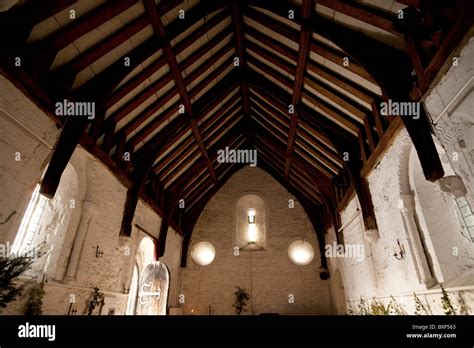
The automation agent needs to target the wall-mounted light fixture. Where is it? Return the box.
[122,284,130,294]
[190,241,216,266]
[95,245,104,258]
[67,303,77,315]
[393,239,405,260]
[288,240,314,266]
[247,209,257,244]
[247,209,256,224]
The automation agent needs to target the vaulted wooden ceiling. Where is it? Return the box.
[1,0,471,267]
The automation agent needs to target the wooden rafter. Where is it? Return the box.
[3,0,468,259]
[231,0,251,137]
[284,0,313,181]
[144,0,217,183]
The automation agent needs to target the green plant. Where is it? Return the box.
[25,282,45,315]
[440,285,456,315]
[370,298,389,315]
[413,292,429,315]
[346,299,354,315]
[387,296,405,315]
[0,254,34,308]
[87,287,105,315]
[232,286,249,315]
[357,297,370,315]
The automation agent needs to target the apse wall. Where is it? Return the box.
[180,166,332,315]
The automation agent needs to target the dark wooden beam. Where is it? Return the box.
[144,0,217,183]
[156,190,181,257]
[120,113,190,236]
[248,70,376,230]
[231,0,252,138]
[26,0,140,81]
[180,161,245,267]
[316,0,401,36]
[170,123,245,197]
[284,0,313,181]
[244,4,377,83]
[39,117,88,198]
[247,0,444,181]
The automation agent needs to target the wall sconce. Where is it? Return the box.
[122,284,130,295]
[247,209,256,224]
[393,239,405,260]
[95,246,104,258]
[190,241,216,266]
[208,304,214,315]
[247,209,257,244]
[67,303,77,315]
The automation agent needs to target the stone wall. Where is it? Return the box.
[0,73,181,315]
[327,35,474,313]
[180,166,332,315]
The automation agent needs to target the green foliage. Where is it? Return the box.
[25,283,45,315]
[87,287,105,315]
[440,285,456,315]
[233,286,250,315]
[0,254,34,308]
[357,297,370,315]
[356,296,406,315]
[387,296,405,315]
[346,299,354,315]
[370,298,390,315]
[413,292,430,315]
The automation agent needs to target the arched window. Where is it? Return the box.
[398,137,474,285]
[11,163,79,279]
[11,184,48,257]
[235,194,267,250]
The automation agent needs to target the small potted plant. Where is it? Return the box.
[233,286,249,315]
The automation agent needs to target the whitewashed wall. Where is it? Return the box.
[327,35,474,314]
[0,74,181,314]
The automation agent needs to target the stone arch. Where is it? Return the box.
[397,134,473,285]
[11,159,81,281]
[136,235,156,274]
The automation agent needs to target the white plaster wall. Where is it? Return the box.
[328,34,474,310]
[0,74,58,245]
[180,166,332,315]
[409,148,474,282]
[331,129,474,304]
[425,35,474,207]
[0,75,181,314]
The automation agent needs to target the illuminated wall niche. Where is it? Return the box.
[235,194,267,251]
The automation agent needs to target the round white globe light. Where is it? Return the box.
[288,240,314,266]
[190,241,216,266]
